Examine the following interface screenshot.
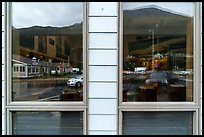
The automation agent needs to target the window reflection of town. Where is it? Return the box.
[123,5,193,102]
[12,23,83,101]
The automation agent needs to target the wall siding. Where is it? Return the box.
[2,2,6,135]
[88,2,118,135]
[89,33,118,49]
[89,83,117,98]
[200,2,202,135]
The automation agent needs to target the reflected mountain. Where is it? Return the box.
[123,6,192,35]
[12,21,83,65]
[123,6,193,56]
[13,22,83,35]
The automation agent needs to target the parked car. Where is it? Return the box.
[135,67,146,75]
[50,70,57,75]
[67,75,83,87]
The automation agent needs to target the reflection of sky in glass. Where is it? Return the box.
[12,2,83,28]
[123,2,194,17]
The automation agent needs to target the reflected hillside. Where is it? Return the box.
[14,22,82,35]
[12,22,83,69]
[123,7,190,35]
[123,6,193,69]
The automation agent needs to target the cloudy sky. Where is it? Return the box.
[12,2,83,28]
[12,2,194,28]
[123,2,194,17]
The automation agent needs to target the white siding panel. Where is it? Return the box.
[201,98,202,135]
[2,80,5,97]
[2,65,5,81]
[2,2,5,16]
[201,92,202,135]
[89,17,117,32]
[89,2,117,16]
[89,82,117,98]
[88,3,118,135]
[89,115,117,130]
[89,66,117,82]
[89,33,117,49]
[201,17,202,35]
[2,113,5,131]
[2,48,5,65]
[201,50,202,67]
[89,50,117,65]
[2,31,5,48]
[2,15,5,32]
[2,3,5,135]
[2,97,5,114]
[200,67,203,99]
[89,131,117,135]
[89,99,117,114]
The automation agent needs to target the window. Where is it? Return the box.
[121,2,195,102]
[32,67,35,74]
[22,66,25,72]
[35,67,38,73]
[19,66,23,72]
[38,36,47,54]
[12,111,83,135]
[11,2,85,102]
[119,2,200,135]
[16,66,19,72]
[28,67,31,73]
[7,2,87,135]
[49,38,55,45]
[122,111,193,135]
[13,66,17,72]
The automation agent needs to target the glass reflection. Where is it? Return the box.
[12,2,83,101]
[12,111,83,135]
[123,2,194,102]
[122,111,193,135]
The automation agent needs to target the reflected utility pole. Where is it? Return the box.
[152,29,155,72]
[149,24,158,73]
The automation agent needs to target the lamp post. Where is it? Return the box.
[149,28,155,72]
[152,28,155,72]
[149,24,158,72]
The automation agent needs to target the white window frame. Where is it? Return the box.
[5,2,88,135]
[118,2,202,135]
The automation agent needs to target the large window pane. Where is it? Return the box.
[12,2,84,101]
[122,111,193,135]
[122,2,194,102]
[12,111,83,135]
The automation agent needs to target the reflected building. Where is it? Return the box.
[123,6,193,102]
[12,23,83,77]
[123,6,193,73]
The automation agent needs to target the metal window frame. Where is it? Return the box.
[118,2,202,135]
[5,2,88,135]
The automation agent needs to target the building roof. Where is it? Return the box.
[12,54,51,66]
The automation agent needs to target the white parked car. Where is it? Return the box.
[50,70,57,75]
[67,75,83,87]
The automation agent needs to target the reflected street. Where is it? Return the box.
[13,76,83,101]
